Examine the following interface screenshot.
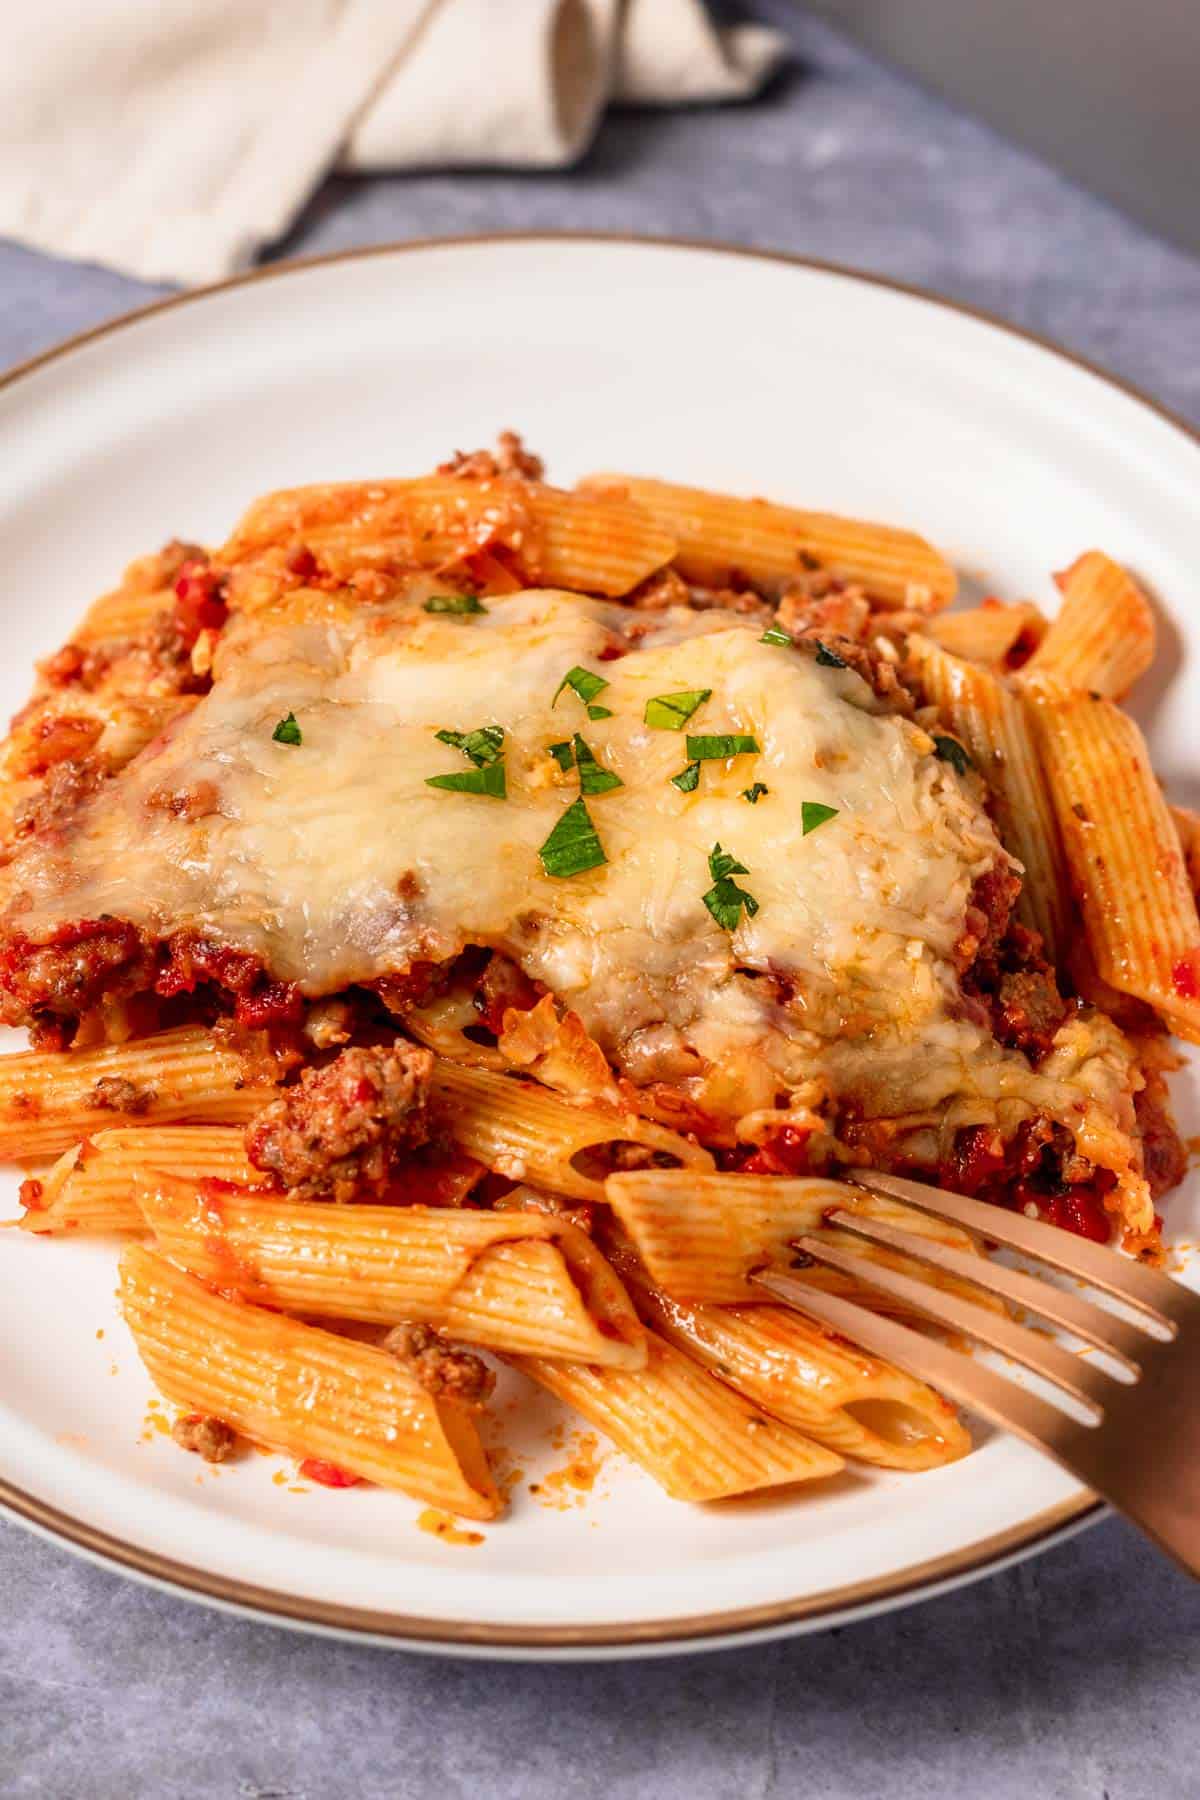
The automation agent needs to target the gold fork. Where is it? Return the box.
[750,1168,1200,1577]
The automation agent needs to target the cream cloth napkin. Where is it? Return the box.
[0,0,786,287]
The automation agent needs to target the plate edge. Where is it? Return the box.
[0,228,1175,1651]
[0,1474,1100,1654]
[3,231,1199,453]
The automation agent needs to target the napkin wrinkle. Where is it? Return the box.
[0,0,787,287]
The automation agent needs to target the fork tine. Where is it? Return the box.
[825,1207,1143,1375]
[750,1266,1091,1450]
[791,1233,1111,1412]
[851,1170,1182,1330]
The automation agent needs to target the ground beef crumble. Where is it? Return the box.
[625,567,694,610]
[955,867,1023,976]
[10,757,106,846]
[37,642,114,691]
[1134,1065,1188,1198]
[960,912,1069,1064]
[382,1322,495,1408]
[245,1043,434,1201]
[436,431,544,482]
[0,918,154,1033]
[171,1413,238,1462]
[89,1075,155,1114]
[472,952,542,1036]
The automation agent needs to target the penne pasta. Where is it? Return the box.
[1019,552,1156,699]
[19,1125,259,1235]
[1171,804,1200,900]
[1033,691,1200,1042]
[605,1168,998,1309]
[74,583,174,645]
[580,473,956,610]
[0,1026,279,1160]
[512,1328,843,1501]
[907,633,1071,960]
[219,477,676,599]
[430,1059,714,1202]
[70,539,206,645]
[927,601,1047,669]
[134,1174,646,1369]
[120,1244,500,1518]
[617,1257,970,1471]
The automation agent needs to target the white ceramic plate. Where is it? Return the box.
[1,236,1196,1658]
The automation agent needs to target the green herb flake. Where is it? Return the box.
[538,797,607,878]
[703,842,760,930]
[814,641,849,669]
[704,879,760,931]
[644,688,712,731]
[801,800,838,836]
[425,763,507,799]
[742,783,769,804]
[586,704,613,721]
[685,733,761,762]
[553,666,610,710]
[572,734,623,796]
[435,725,505,767]
[760,624,791,647]
[272,712,302,747]
[548,740,575,772]
[423,593,487,615]
[708,843,749,882]
[933,734,973,776]
[671,761,701,793]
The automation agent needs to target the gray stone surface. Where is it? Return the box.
[1,8,1198,1796]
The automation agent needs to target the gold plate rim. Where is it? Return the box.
[5,229,1187,1652]
[1,1470,1098,1652]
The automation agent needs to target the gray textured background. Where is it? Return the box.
[2,8,1198,1797]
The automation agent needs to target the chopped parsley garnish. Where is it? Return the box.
[644,688,711,731]
[548,740,575,772]
[702,842,759,932]
[814,641,848,669]
[685,733,761,761]
[572,734,623,796]
[708,845,749,881]
[428,723,507,795]
[435,725,505,767]
[801,800,838,835]
[553,666,611,720]
[539,797,607,877]
[742,783,769,804]
[425,763,507,799]
[423,593,487,615]
[933,734,973,776]
[272,712,302,746]
[760,624,791,647]
[670,735,759,792]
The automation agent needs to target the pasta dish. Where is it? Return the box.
[1,435,1192,1521]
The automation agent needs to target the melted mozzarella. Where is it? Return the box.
[5,588,1018,1117]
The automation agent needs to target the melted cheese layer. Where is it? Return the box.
[4,588,1020,1116]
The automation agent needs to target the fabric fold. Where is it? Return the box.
[0,0,787,286]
